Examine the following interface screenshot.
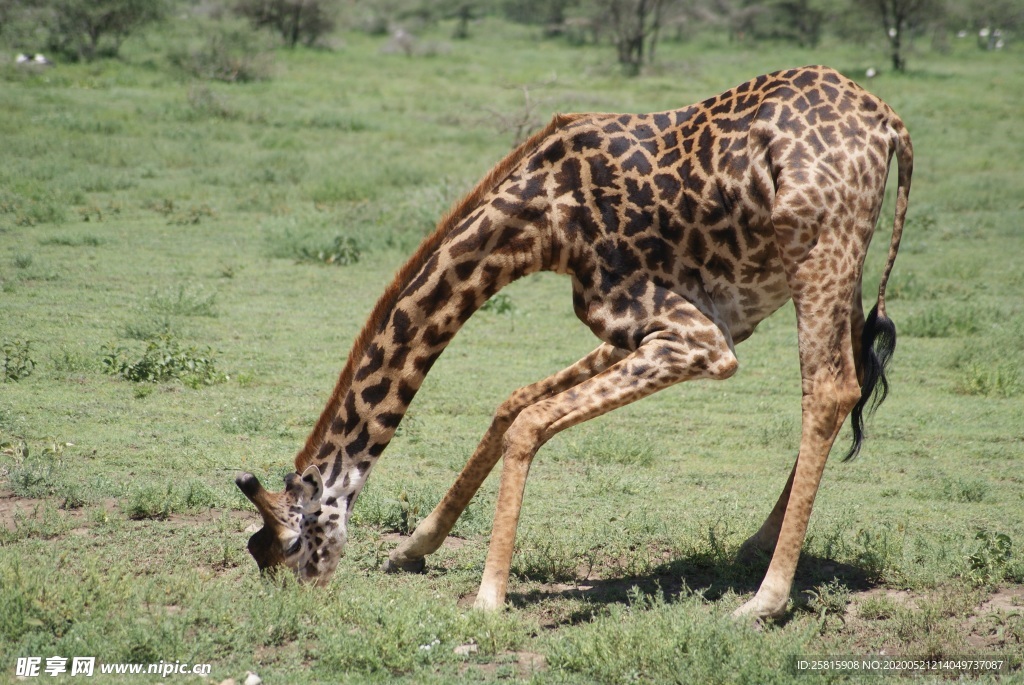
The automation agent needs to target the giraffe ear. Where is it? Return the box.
[298,464,324,514]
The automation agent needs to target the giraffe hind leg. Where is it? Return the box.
[384,344,626,572]
[736,279,869,565]
[474,290,739,610]
[734,199,870,619]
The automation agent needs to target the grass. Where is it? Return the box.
[1,15,1023,684]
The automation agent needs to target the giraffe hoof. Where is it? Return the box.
[732,594,787,622]
[471,592,503,612]
[382,555,426,574]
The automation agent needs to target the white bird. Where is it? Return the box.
[15,53,29,64]
[32,53,51,65]
[866,67,877,79]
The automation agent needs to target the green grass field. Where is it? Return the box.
[2,16,1023,684]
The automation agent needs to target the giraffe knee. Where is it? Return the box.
[673,342,737,381]
[490,386,535,433]
[502,405,549,460]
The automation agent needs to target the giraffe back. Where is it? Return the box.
[489,66,906,344]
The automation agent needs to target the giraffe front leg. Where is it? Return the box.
[473,301,739,610]
[384,345,624,573]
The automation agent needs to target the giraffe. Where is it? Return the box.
[236,65,912,620]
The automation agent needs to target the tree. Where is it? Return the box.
[946,0,1024,49]
[868,0,944,71]
[765,0,844,47]
[592,0,668,75]
[234,0,337,48]
[30,0,167,61]
[500,0,580,31]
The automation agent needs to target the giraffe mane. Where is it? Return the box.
[294,112,585,472]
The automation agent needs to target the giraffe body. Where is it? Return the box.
[237,66,912,619]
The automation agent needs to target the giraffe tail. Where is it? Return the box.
[844,120,913,462]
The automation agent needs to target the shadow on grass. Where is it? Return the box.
[506,550,881,627]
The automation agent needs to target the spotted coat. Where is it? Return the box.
[237,65,913,620]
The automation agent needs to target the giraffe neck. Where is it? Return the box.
[304,202,550,515]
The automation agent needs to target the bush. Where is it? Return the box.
[2,340,36,382]
[101,335,226,387]
[169,25,275,83]
[234,0,337,48]
[5,0,169,62]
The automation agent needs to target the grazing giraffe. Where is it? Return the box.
[236,65,912,620]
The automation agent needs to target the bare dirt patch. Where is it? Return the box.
[977,587,1024,613]
[458,650,547,679]
[841,584,1024,655]
[0,490,45,530]
[0,490,107,531]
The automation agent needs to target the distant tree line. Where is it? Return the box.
[490,0,1022,73]
[0,0,1019,73]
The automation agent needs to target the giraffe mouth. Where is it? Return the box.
[237,471,293,571]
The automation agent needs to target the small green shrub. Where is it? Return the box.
[101,336,226,387]
[858,594,899,620]
[801,579,851,632]
[950,321,1024,398]
[126,484,176,520]
[147,285,217,317]
[50,345,95,374]
[125,480,218,520]
[853,526,903,582]
[38,233,104,247]
[296,235,362,266]
[389,490,421,536]
[7,447,81,506]
[942,476,988,503]
[967,530,1013,587]
[13,253,34,269]
[186,85,235,120]
[2,340,36,382]
[169,27,275,83]
[956,361,1022,398]
[121,314,177,341]
[511,534,582,583]
[0,192,68,227]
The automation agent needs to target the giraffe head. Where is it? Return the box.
[235,465,346,584]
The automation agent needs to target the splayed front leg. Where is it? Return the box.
[474,289,739,611]
[384,345,625,575]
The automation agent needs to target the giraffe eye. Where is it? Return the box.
[284,539,301,556]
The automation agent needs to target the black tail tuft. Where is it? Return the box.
[844,305,897,461]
